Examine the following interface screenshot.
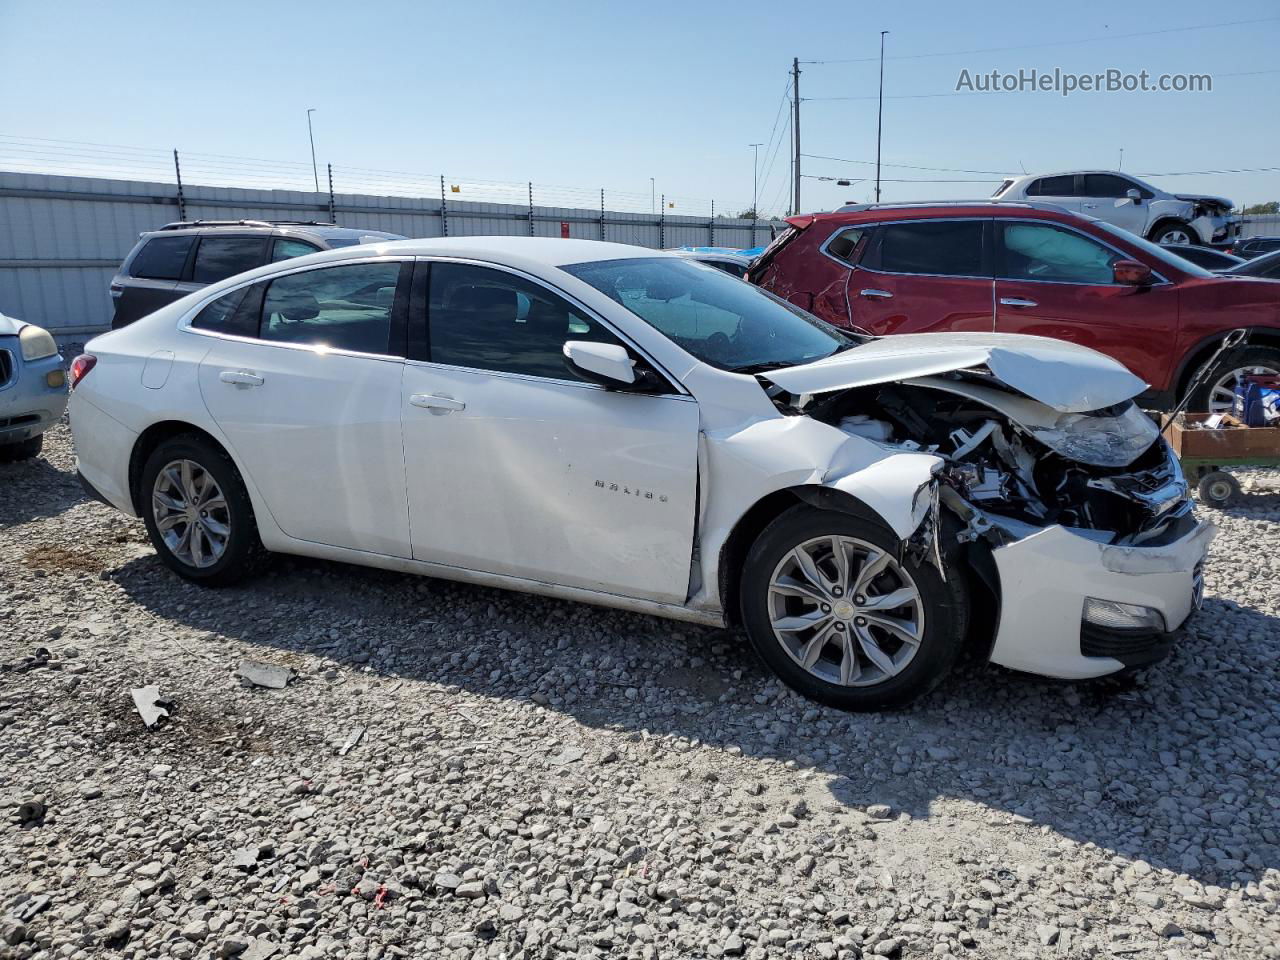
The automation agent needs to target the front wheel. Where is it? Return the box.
[0,434,43,463]
[739,506,968,711]
[1185,345,1280,414]
[139,434,269,586]
[1150,221,1197,246]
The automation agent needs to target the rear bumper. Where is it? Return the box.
[68,393,138,516]
[988,520,1215,679]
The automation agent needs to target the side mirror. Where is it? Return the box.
[1113,259,1153,286]
[563,340,637,388]
[1126,188,1142,205]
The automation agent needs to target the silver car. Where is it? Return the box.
[0,313,67,461]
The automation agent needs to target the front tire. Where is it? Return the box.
[139,434,268,586]
[1185,345,1280,414]
[0,434,43,463]
[1149,221,1197,246]
[739,505,968,711]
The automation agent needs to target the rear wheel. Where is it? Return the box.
[0,434,43,463]
[139,434,268,586]
[1197,471,1239,508]
[739,505,968,711]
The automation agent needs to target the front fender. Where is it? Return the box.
[694,415,943,613]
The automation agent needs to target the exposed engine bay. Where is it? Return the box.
[768,369,1193,548]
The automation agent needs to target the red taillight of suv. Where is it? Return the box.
[69,354,97,390]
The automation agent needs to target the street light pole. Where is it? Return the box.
[306,108,319,193]
[749,143,762,217]
[650,177,655,214]
[875,31,888,203]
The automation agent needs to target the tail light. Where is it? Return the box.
[69,354,97,390]
[109,283,124,299]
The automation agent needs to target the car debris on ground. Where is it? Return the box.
[129,684,172,728]
[234,659,297,690]
[1,424,1278,958]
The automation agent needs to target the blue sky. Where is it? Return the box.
[1,0,1277,216]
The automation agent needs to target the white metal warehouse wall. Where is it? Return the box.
[0,171,774,336]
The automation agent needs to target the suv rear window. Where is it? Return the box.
[192,237,267,284]
[130,236,194,280]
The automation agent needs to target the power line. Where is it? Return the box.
[802,153,1011,175]
[801,16,1280,65]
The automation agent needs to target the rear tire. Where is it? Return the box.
[139,434,269,586]
[739,505,968,711]
[0,434,43,463]
[1196,471,1239,508]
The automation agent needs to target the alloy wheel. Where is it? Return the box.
[1158,229,1194,246]
[151,459,230,568]
[766,535,924,687]
[1207,364,1280,414]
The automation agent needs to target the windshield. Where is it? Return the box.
[562,257,857,372]
[1091,221,1214,278]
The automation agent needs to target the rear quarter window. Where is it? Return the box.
[129,236,194,280]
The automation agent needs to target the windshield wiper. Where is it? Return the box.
[730,359,802,374]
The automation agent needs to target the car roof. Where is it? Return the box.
[807,200,1077,226]
[143,221,404,242]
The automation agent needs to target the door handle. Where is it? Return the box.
[859,288,893,300]
[409,393,465,413]
[999,297,1038,308]
[219,370,264,387]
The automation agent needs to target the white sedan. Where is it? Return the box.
[69,238,1212,710]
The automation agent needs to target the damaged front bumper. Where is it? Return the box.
[987,518,1214,679]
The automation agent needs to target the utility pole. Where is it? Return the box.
[792,57,801,215]
[875,32,888,202]
[749,143,762,218]
[1119,147,1124,170]
[650,177,655,215]
[306,108,319,193]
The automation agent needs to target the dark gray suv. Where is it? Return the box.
[110,220,406,329]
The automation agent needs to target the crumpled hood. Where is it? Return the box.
[762,332,1147,413]
[0,312,27,337]
[1173,193,1233,210]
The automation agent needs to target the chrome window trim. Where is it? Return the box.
[177,254,416,363]
[415,254,692,398]
[995,218,1171,287]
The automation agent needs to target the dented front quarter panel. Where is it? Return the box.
[680,364,943,616]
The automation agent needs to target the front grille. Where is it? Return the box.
[0,349,12,387]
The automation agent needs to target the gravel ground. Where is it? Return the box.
[2,423,1279,960]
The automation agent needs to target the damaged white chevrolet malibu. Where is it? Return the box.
[69,238,1214,710]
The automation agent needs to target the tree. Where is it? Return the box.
[1243,201,1279,215]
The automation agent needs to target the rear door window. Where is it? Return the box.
[130,236,194,280]
[192,237,268,283]
[1027,175,1078,197]
[260,261,406,356]
[863,220,988,277]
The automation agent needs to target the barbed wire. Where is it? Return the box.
[0,134,770,219]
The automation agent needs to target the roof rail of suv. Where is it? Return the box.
[157,219,340,230]
[835,200,1071,215]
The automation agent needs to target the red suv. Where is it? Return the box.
[748,202,1280,411]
